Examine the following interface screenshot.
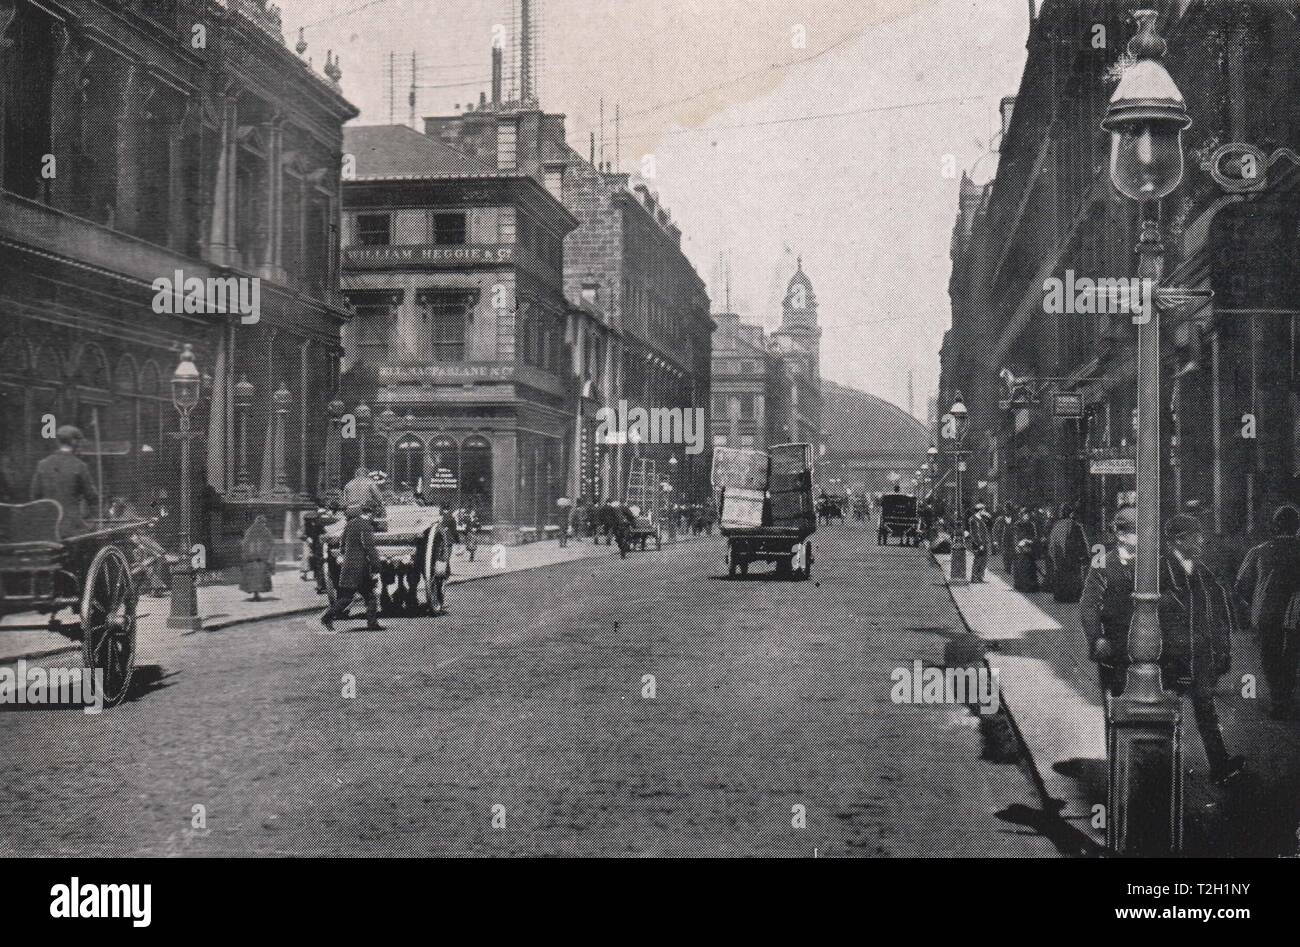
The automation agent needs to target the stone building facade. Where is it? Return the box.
[0,0,357,565]
[339,123,577,543]
[941,0,1300,567]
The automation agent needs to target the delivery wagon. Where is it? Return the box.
[712,443,816,580]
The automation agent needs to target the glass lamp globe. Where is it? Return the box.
[1101,11,1191,203]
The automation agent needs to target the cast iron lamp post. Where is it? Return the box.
[232,375,255,497]
[354,401,372,471]
[946,393,969,584]
[167,344,203,631]
[1100,8,1190,855]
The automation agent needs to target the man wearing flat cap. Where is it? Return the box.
[1081,505,1138,699]
[320,505,385,633]
[30,425,99,537]
[1159,513,1244,785]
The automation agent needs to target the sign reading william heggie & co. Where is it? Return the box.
[344,244,514,269]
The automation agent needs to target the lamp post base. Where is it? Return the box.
[949,544,968,585]
[167,564,203,632]
[1107,690,1183,854]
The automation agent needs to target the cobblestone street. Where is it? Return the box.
[0,526,1053,857]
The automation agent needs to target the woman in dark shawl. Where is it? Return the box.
[240,515,275,601]
[1012,509,1040,593]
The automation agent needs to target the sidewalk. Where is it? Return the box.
[936,552,1300,856]
[0,534,677,666]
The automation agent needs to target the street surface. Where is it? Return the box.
[0,525,1054,857]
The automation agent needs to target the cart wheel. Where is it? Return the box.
[81,545,136,708]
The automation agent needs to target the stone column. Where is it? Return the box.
[206,92,239,267]
[114,65,143,234]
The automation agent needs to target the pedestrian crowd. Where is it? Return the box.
[963,496,1300,786]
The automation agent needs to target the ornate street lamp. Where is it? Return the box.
[232,375,255,496]
[354,401,372,470]
[271,382,293,496]
[947,393,969,585]
[377,400,398,478]
[1100,8,1189,856]
[167,344,203,632]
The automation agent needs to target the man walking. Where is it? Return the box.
[320,506,386,633]
[1048,503,1090,603]
[994,502,1016,575]
[30,425,99,537]
[1234,505,1300,719]
[1160,514,1245,785]
[1081,506,1137,699]
[968,503,992,583]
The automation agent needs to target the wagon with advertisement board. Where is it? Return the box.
[712,443,816,579]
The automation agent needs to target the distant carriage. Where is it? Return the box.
[877,493,920,546]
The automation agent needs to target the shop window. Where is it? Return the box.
[394,434,424,492]
[461,435,492,520]
[356,214,391,246]
[433,213,467,246]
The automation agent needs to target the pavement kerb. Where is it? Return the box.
[0,539,662,661]
[930,553,1059,817]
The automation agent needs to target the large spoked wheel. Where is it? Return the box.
[80,544,137,708]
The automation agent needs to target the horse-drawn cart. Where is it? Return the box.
[318,505,446,616]
[0,500,156,707]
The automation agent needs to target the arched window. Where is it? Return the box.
[460,435,492,520]
[394,434,424,492]
[75,344,111,391]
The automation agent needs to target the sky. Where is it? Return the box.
[277,0,1032,418]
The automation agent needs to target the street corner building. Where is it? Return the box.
[0,0,358,567]
[941,0,1300,567]
[338,68,713,544]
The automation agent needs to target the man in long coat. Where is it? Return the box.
[30,425,99,537]
[1234,505,1300,719]
[1080,506,1137,698]
[1160,514,1244,784]
[320,507,385,632]
[968,503,992,583]
[1047,503,1090,603]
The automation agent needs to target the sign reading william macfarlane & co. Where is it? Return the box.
[344,244,514,269]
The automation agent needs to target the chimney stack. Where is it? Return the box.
[520,0,535,104]
[491,45,503,106]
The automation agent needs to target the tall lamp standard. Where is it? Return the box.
[231,375,255,498]
[1100,8,1190,855]
[354,401,372,471]
[945,393,969,585]
[167,344,203,632]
